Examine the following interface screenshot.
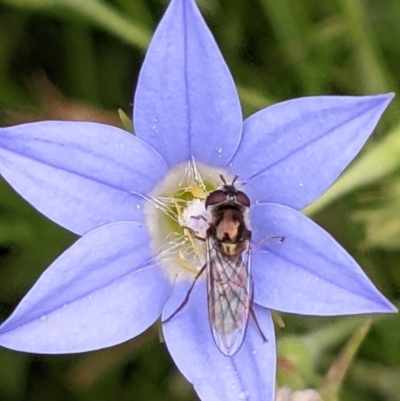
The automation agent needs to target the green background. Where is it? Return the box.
[0,0,399,400]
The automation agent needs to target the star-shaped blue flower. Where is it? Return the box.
[0,0,395,400]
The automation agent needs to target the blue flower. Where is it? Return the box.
[0,0,395,400]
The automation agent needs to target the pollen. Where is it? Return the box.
[144,160,233,282]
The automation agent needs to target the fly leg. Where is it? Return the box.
[181,224,206,242]
[162,263,207,324]
[253,235,285,250]
[250,309,267,342]
[250,276,268,342]
[191,215,208,223]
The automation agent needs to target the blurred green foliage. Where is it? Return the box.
[0,0,399,400]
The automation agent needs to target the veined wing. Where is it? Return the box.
[206,236,252,356]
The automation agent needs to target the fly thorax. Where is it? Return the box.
[216,211,240,242]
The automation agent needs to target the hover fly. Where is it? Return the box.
[203,175,254,355]
[164,175,281,356]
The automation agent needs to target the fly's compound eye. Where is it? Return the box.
[236,191,251,207]
[205,190,227,209]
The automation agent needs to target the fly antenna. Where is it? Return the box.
[219,174,227,185]
[219,174,238,186]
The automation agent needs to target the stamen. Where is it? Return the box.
[144,160,234,282]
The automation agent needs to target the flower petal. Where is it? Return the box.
[0,222,171,353]
[229,94,393,210]
[250,203,396,315]
[162,281,276,401]
[134,0,242,167]
[0,122,168,235]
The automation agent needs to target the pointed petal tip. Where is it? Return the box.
[378,299,398,314]
[363,92,395,115]
[368,288,397,314]
[346,92,394,115]
[383,91,395,99]
[360,282,397,315]
[373,92,395,106]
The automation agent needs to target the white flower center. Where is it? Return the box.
[144,160,234,282]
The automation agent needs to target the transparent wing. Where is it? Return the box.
[206,237,252,356]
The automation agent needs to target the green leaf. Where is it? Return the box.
[118,109,134,134]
